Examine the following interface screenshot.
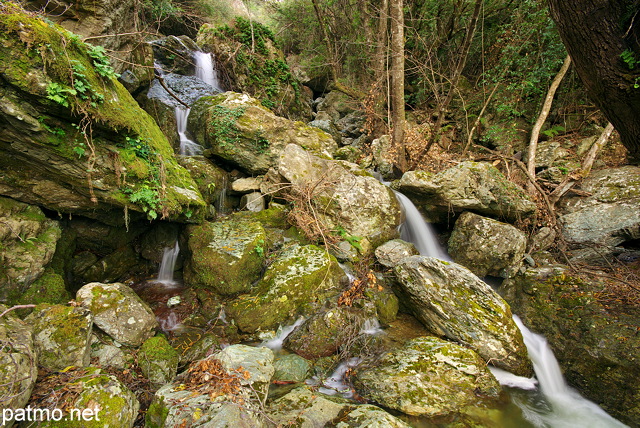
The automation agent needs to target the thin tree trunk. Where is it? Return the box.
[411,0,482,169]
[526,54,572,192]
[390,0,406,171]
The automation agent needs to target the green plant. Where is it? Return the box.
[255,239,265,257]
[72,142,86,158]
[336,226,363,252]
[45,82,76,107]
[542,125,566,139]
[126,184,160,220]
[621,49,638,70]
[86,44,119,79]
[209,105,246,148]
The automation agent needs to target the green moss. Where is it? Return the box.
[18,269,70,307]
[145,396,169,428]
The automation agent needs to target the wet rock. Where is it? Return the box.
[178,156,227,208]
[226,244,347,333]
[501,266,640,426]
[146,73,218,109]
[448,212,527,277]
[26,304,93,371]
[283,307,364,359]
[375,239,419,268]
[364,286,399,325]
[149,36,200,75]
[395,162,536,223]
[393,256,531,376]
[0,197,61,303]
[185,218,267,295]
[354,336,501,418]
[268,386,409,427]
[0,306,37,428]
[76,282,158,346]
[139,222,181,265]
[139,336,179,386]
[188,92,337,175]
[265,144,402,248]
[273,354,311,383]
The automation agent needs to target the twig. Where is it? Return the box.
[0,305,36,318]
[156,75,190,108]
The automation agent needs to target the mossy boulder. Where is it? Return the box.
[283,307,364,359]
[76,282,157,346]
[394,162,536,223]
[268,386,410,427]
[177,156,227,208]
[29,368,139,427]
[0,306,37,428]
[26,304,93,371]
[0,7,205,223]
[273,354,311,383]
[188,92,336,175]
[226,244,347,333]
[197,18,312,121]
[139,335,179,386]
[500,266,640,426]
[354,336,501,418]
[17,269,71,308]
[0,197,61,304]
[184,218,267,295]
[448,211,527,277]
[393,256,531,376]
[265,144,403,249]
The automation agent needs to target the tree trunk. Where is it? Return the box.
[547,0,640,163]
[527,54,572,192]
[390,0,406,171]
[311,0,339,81]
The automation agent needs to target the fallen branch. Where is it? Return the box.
[0,305,36,318]
[157,75,190,108]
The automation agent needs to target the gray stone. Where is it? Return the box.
[0,307,37,428]
[240,192,265,212]
[448,212,527,277]
[273,354,311,383]
[214,344,274,400]
[231,177,263,193]
[354,336,501,418]
[393,256,531,376]
[76,282,158,346]
[26,304,93,371]
[395,162,536,222]
[375,239,419,268]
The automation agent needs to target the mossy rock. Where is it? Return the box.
[0,6,205,223]
[354,336,501,418]
[226,244,347,333]
[185,218,267,295]
[26,304,93,371]
[139,335,179,386]
[18,268,70,309]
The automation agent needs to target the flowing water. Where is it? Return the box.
[394,190,627,427]
[157,241,180,285]
[261,317,305,351]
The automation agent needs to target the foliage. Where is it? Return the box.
[208,104,246,147]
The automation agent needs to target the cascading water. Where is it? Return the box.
[261,317,305,351]
[157,241,180,285]
[174,51,222,156]
[393,191,450,260]
[391,190,627,426]
[507,316,628,428]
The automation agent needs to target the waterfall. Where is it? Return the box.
[393,191,450,260]
[261,317,305,351]
[194,51,222,91]
[508,316,628,428]
[175,106,203,156]
[217,175,228,215]
[157,241,180,285]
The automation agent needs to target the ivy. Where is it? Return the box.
[209,105,246,148]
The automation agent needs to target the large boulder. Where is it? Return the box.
[185,218,267,295]
[558,166,640,262]
[197,19,312,120]
[265,144,402,248]
[149,36,200,76]
[448,212,527,277]
[139,336,179,387]
[76,282,158,346]
[213,345,274,401]
[354,337,501,418]
[226,244,347,333]
[29,368,139,427]
[0,307,37,428]
[26,304,93,371]
[501,266,640,426]
[0,9,205,223]
[188,92,336,175]
[268,386,410,427]
[393,256,531,376]
[394,162,536,222]
[0,197,61,303]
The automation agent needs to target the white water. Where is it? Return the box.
[509,316,628,428]
[261,317,305,351]
[157,241,180,285]
[175,106,203,156]
[359,318,384,335]
[217,175,228,215]
[194,51,222,91]
[393,191,450,260]
[309,357,361,398]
